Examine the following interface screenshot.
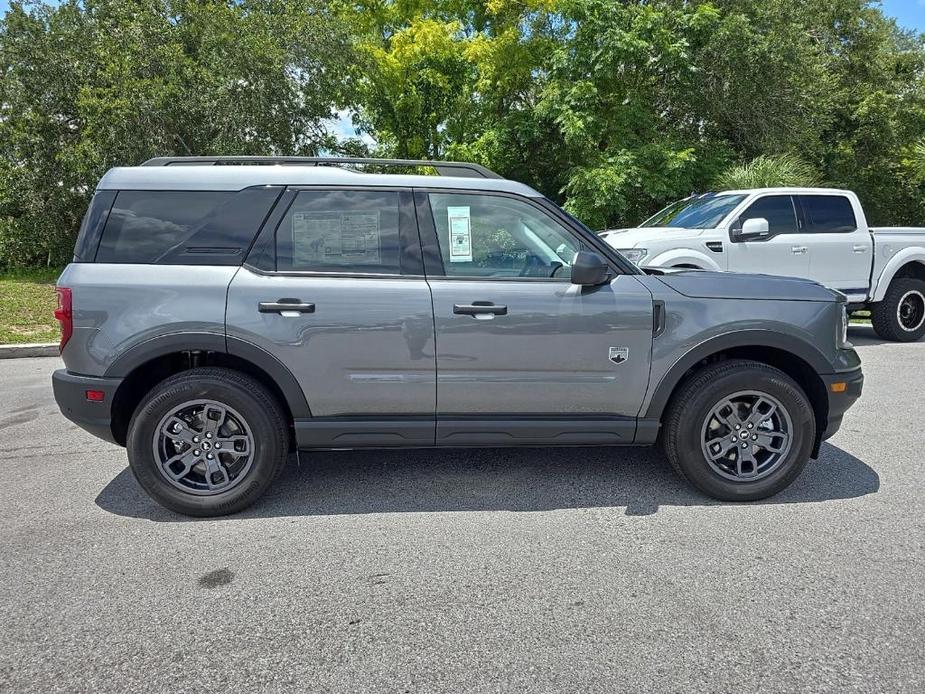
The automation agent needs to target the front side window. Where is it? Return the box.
[800,195,857,233]
[428,193,582,279]
[640,194,747,229]
[738,195,798,235]
[276,190,402,273]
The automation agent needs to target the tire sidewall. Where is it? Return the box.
[673,368,815,501]
[873,278,925,342]
[127,373,285,516]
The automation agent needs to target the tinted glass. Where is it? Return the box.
[276,190,402,273]
[640,194,747,229]
[801,195,856,233]
[96,188,280,264]
[73,191,116,261]
[739,195,798,235]
[428,193,582,279]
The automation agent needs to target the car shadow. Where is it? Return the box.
[95,442,879,522]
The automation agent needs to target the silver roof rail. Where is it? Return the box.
[140,156,502,179]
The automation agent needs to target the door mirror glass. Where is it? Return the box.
[570,250,610,286]
[733,217,771,242]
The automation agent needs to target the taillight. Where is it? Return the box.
[54,287,73,352]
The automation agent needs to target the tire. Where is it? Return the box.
[871,278,925,342]
[126,367,289,517]
[661,359,815,502]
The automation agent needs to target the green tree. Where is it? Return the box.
[911,139,925,182]
[0,0,355,267]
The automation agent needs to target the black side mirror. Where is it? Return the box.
[570,250,611,286]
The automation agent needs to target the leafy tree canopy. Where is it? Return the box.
[2,0,924,266]
[0,0,354,266]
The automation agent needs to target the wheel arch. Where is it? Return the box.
[645,332,831,456]
[105,333,309,446]
[872,251,925,302]
[646,248,721,272]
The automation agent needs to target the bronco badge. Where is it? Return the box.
[609,347,629,364]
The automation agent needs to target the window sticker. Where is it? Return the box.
[292,211,381,265]
[447,206,472,263]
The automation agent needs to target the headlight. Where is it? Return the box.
[838,306,849,348]
[617,248,648,264]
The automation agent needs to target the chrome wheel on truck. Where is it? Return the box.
[897,289,925,334]
[872,278,925,342]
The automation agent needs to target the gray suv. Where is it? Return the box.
[52,157,863,516]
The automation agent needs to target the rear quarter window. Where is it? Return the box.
[94,187,281,264]
[73,191,116,261]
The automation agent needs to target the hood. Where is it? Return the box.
[600,227,703,248]
[655,269,838,302]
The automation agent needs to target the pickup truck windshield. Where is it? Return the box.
[641,194,746,229]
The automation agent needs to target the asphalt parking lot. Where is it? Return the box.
[1,325,922,693]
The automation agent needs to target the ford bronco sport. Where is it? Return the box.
[52,157,863,517]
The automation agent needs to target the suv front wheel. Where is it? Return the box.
[126,367,288,517]
[661,360,815,501]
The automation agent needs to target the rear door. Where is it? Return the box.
[726,194,811,278]
[417,190,654,446]
[226,187,436,447]
[797,194,872,298]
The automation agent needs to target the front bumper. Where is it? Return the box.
[820,367,864,441]
[52,369,123,445]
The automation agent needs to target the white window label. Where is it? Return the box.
[447,206,472,262]
[292,211,381,265]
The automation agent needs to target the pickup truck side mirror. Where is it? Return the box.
[731,217,771,243]
[570,250,611,286]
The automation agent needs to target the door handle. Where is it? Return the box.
[453,301,508,316]
[258,299,316,314]
[853,245,868,253]
[791,246,808,255]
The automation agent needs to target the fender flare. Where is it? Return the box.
[871,248,925,302]
[643,329,832,420]
[645,248,722,271]
[104,332,311,419]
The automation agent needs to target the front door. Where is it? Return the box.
[417,191,654,446]
[726,194,811,279]
[226,187,436,447]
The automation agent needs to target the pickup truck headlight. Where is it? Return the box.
[617,248,647,265]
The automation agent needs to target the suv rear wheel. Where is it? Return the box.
[661,360,815,501]
[871,277,925,342]
[126,367,288,517]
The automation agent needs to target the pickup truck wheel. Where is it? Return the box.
[871,278,925,342]
[661,360,815,501]
[126,367,288,517]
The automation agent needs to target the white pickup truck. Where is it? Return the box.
[601,187,925,342]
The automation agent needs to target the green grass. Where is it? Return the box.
[0,268,63,344]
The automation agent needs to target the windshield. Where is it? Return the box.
[640,194,747,229]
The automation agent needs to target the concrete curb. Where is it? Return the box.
[0,343,59,359]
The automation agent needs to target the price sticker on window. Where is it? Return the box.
[447,206,472,262]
